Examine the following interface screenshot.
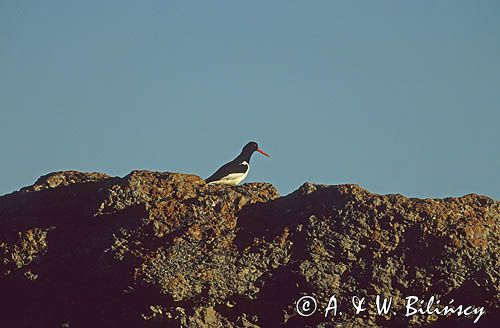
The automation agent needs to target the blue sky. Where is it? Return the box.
[1,1,499,198]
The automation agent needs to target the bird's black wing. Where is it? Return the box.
[205,161,247,183]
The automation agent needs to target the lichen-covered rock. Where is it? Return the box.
[20,170,111,192]
[0,171,498,327]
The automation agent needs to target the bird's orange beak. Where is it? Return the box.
[257,148,270,157]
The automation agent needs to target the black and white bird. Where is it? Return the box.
[205,141,270,185]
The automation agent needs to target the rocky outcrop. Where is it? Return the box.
[0,171,498,327]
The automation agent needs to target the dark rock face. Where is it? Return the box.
[0,171,498,327]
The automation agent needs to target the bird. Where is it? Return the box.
[205,141,270,185]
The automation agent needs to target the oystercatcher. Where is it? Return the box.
[206,141,270,185]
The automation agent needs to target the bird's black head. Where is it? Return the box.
[242,141,259,153]
[240,141,270,159]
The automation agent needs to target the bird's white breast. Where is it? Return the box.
[208,161,249,186]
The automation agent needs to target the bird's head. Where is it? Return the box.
[243,141,270,157]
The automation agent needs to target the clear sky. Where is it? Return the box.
[1,1,499,199]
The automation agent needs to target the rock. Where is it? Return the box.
[20,170,112,192]
[0,171,498,327]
